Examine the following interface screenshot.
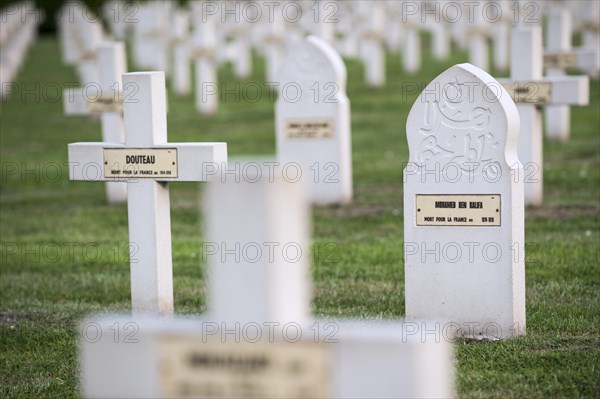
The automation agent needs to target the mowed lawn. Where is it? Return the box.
[1,35,599,398]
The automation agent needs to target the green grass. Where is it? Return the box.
[1,35,599,398]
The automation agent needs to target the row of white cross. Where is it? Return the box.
[68,27,589,327]
[103,0,599,89]
[56,1,598,127]
[61,13,595,399]
[75,61,454,399]
[63,31,590,207]
[74,52,535,399]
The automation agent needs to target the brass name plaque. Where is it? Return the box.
[158,337,331,398]
[416,195,501,227]
[502,81,552,104]
[544,52,578,69]
[285,119,334,139]
[103,148,178,179]
[189,47,216,59]
[87,95,123,114]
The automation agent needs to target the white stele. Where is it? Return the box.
[404,63,526,340]
[80,164,454,399]
[276,36,353,205]
[63,42,128,204]
[68,72,227,316]
[497,26,589,206]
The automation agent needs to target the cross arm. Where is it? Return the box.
[497,75,589,105]
[68,142,227,182]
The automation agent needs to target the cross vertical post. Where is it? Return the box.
[123,72,173,316]
[511,26,544,206]
[68,71,227,316]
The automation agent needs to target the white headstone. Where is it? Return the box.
[68,71,227,316]
[404,63,526,340]
[276,36,353,205]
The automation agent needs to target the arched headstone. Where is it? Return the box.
[276,36,352,205]
[404,63,526,340]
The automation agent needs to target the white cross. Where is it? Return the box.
[543,5,599,141]
[68,71,227,316]
[497,26,589,206]
[63,42,128,204]
[80,162,454,399]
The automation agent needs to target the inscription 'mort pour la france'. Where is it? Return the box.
[416,194,501,226]
[103,148,178,178]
